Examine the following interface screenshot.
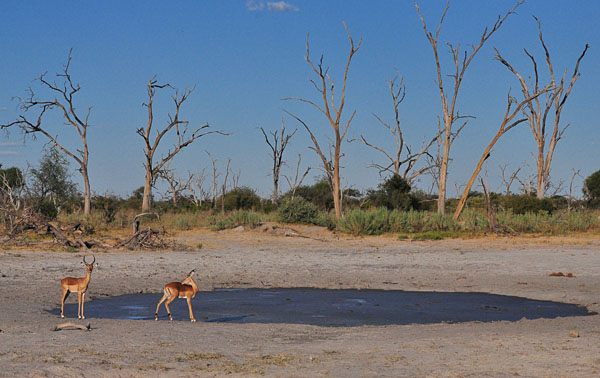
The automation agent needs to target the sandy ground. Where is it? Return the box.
[1,225,599,377]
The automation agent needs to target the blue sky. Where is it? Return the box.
[1,1,598,200]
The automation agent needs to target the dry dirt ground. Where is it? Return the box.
[1,225,599,377]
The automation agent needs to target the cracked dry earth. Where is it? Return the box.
[1,226,599,377]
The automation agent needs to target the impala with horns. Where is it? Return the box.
[155,269,199,322]
[60,255,97,319]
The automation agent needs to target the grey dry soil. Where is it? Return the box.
[1,225,599,377]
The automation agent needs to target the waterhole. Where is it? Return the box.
[52,288,595,326]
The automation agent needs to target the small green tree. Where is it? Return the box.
[287,179,333,212]
[0,166,24,190]
[584,170,600,207]
[30,146,78,213]
[367,174,416,211]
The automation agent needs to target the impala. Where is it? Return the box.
[60,255,97,319]
[155,269,199,322]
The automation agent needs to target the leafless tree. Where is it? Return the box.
[220,158,231,213]
[260,119,297,205]
[284,22,361,218]
[1,51,94,216]
[284,153,311,200]
[190,168,207,207]
[137,77,226,212]
[515,165,537,196]
[479,176,497,231]
[355,76,439,184]
[0,168,27,233]
[494,17,588,199]
[453,86,550,220]
[499,164,522,195]
[207,152,220,209]
[416,0,523,215]
[230,167,241,190]
[156,165,194,206]
[566,169,583,213]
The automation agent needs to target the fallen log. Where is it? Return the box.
[52,322,91,331]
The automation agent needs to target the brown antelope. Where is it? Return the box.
[155,269,199,322]
[60,255,97,319]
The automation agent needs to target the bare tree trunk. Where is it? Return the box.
[416,1,522,215]
[494,17,588,199]
[284,153,311,201]
[142,164,153,212]
[260,120,296,206]
[453,87,549,220]
[284,22,361,218]
[82,167,91,216]
[137,78,227,212]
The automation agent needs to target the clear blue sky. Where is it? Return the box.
[1,1,598,200]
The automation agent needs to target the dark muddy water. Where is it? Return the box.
[52,288,595,326]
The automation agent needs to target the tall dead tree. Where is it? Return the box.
[494,17,589,199]
[453,86,550,220]
[285,22,361,218]
[137,78,226,212]
[260,119,296,205]
[416,0,523,215]
[1,51,93,216]
[355,76,439,184]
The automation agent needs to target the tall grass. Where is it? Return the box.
[55,206,599,237]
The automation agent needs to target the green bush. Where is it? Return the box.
[36,200,58,219]
[277,197,319,224]
[366,174,417,211]
[502,194,555,215]
[223,187,262,211]
[92,195,119,223]
[584,170,600,208]
[285,179,333,212]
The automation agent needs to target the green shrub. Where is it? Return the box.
[277,197,319,224]
[36,200,58,219]
[223,187,262,211]
[284,179,333,212]
[366,174,417,211]
[502,194,555,215]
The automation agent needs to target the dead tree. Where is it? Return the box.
[355,75,438,184]
[480,177,497,232]
[1,51,93,216]
[260,119,297,205]
[207,152,220,209]
[220,158,231,213]
[284,153,311,200]
[515,165,537,196]
[453,86,550,220]
[284,22,361,218]
[190,168,207,207]
[566,169,582,213]
[0,168,28,234]
[137,78,226,212]
[494,17,589,199]
[499,164,522,195]
[156,165,194,206]
[416,0,523,215]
